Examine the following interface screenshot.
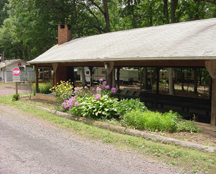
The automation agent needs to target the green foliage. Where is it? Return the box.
[32,83,52,95]
[122,110,174,132]
[177,121,199,133]
[12,94,19,101]
[122,109,199,133]
[116,98,147,118]
[69,95,119,119]
[50,81,74,107]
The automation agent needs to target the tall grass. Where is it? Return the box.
[122,110,199,133]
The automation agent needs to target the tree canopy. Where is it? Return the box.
[0,0,215,60]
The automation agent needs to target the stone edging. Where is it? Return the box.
[32,105,216,153]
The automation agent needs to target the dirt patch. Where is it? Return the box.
[20,97,216,148]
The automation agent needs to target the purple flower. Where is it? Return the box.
[99,78,104,82]
[75,101,80,106]
[96,87,102,93]
[92,88,95,91]
[94,94,101,100]
[62,97,76,109]
[111,87,116,93]
[105,85,110,89]
[84,86,88,89]
[102,81,107,87]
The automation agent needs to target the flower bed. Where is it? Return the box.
[51,79,199,133]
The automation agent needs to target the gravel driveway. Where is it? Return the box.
[0,82,31,96]
[0,103,184,174]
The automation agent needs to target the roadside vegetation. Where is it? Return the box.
[50,79,199,133]
[0,93,215,174]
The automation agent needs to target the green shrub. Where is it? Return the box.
[177,121,199,133]
[50,81,74,107]
[12,94,20,101]
[69,95,119,119]
[32,83,52,95]
[122,110,180,132]
[116,98,147,118]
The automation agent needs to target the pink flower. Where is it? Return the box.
[62,97,76,109]
[102,81,107,87]
[96,87,102,93]
[111,87,116,93]
[105,85,110,89]
[99,78,104,82]
[92,88,95,91]
[75,101,80,106]
[84,86,88,89]
[94,94,101,100]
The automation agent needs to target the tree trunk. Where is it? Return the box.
[103,0,110,32]
[171,0,179,23]
[163,0,169,24]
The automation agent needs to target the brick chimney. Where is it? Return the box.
[58,24,71,45]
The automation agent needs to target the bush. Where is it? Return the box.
[32,83,52,95]
[116,98,147,118]
[12,94,20,101]
[177,121,199,133]
[50,81,74,107]
[62,79,130,119]
[122,110,180,132]
[69,95,119,119]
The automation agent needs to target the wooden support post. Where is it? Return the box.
[156,67,160,94]
[117,67,120,89]
[52,63,58,86]
[89,66,93,87]
[35,65,39,93]
[15,82,18,94]
[205,60,216,126]
[105,62,114,88]
[211,79,216,126]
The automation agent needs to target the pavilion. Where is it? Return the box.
[29,18,216,126]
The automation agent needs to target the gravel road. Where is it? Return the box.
[0,104,184,174]
[0,83,184,174]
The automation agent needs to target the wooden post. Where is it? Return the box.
[15,82,18,94]
[52,63,58,86]
[105,62,114,88]
[205,60,216,126]
[117,67,120,89]
[89,66,93,87]
[156,67,160,94]
[35,65,39,93]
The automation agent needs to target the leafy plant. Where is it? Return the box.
[12,94,20,101]
[69,95,119,119]
[32,83,52,95]
[177,121,199,133]
[116,98,147,118]
[50,81,74,107]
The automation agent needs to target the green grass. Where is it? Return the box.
[0,95,216,174]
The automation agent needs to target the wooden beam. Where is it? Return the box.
[205,60,216,126]
[31,60,205,69]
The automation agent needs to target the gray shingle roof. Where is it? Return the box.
[29,18,216,64]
